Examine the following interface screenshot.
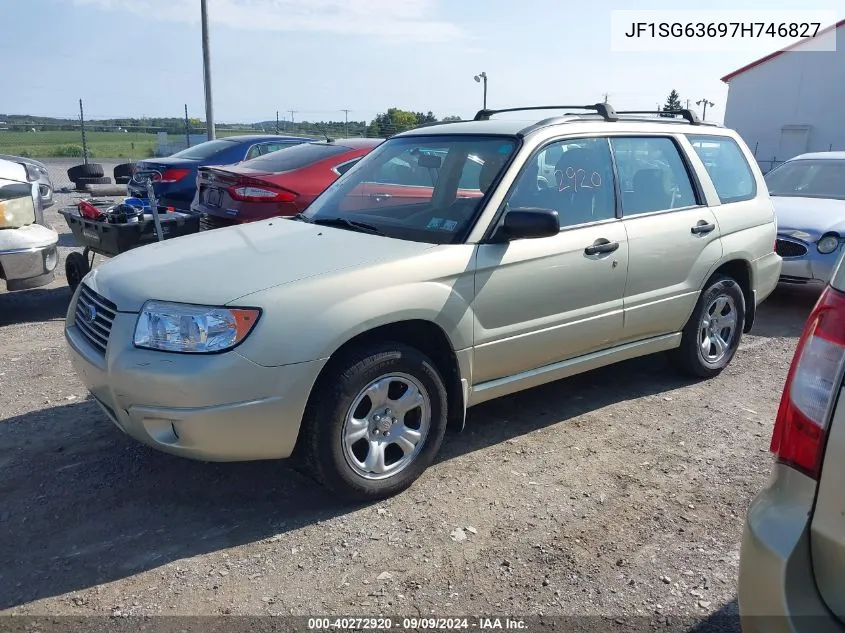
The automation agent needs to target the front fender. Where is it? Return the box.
[234,275,476,368]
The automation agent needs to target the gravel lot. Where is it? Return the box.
[0,167,823,630]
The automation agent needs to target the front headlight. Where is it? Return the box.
[817,233,840,254]
[133,300,261,353]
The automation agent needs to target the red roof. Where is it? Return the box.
[720,18,845,83]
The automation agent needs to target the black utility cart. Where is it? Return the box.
[59,198,199,292]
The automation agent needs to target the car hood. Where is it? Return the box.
[773,196,845,240]
[84,219,437,312]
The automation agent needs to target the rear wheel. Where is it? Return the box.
[65,252,90,292]
[297,343,448,501]
[74,176,112,187]
[671,274,745,378]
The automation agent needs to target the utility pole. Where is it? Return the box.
[696,98,715,120]
[602,93,610,103]
[78,98,89,165]
[200,0,215,140]
[341,109,350,138]
[275,110,279,135]
[685,99,691,109]
[184,103,191,148]
[289,110,297,133]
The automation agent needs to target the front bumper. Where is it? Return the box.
[64,288,326,461]
[738,464,844,633]
[0,224,58,291]
[777,238,842,285]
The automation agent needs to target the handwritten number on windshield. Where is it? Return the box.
[555,167,602,192]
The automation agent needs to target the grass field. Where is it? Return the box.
[0,129,251,159]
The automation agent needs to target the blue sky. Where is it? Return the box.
[1,0,841,125]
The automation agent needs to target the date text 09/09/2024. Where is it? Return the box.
[307,617,528,630]
[624,22,822,38]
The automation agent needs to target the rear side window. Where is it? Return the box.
[241,142,347,172]
[610,136,698,216]
[170,139,236,160]
[687,135,757,203]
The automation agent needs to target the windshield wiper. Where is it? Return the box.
[289,212,312,222]
[311,217,384,235]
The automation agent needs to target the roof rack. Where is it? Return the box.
[474,104,618,122]
[615,109,702,125]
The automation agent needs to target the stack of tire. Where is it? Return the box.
[67,163,112,190]
[113,162,135,185]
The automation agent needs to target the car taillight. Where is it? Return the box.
[770,285,845,479]
[159,168,191,183]
[227,180,298,203]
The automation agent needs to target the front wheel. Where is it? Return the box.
[65,252,90,293]
[297,343,448,501]
[671,274,746,378]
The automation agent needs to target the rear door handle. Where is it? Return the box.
[691,221,716,235]
[585,240,619,255]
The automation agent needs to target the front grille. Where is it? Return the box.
[74,283,117,355]
[199,214,237,231]
[775,238,808,258]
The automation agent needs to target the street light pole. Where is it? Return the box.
[696,98,715,120]
[200,0,215,140]
[474,72,488,109]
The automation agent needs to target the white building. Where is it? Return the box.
[721,19,845,172]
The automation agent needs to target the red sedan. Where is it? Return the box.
[192,138,384,230]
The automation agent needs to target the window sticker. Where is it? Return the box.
[441,219,458,231]
[427,217,445,229]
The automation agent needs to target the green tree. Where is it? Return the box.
[442,115,462,122]
[660,90,682,117]
[368,108,428,137]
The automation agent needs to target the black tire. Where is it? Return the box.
[115,176,131,185]
[670,274,746,378]
[65,252,90,292]
[296,343,449,501]
[74,176,112,187]
[67,163,104,180]
[113,162,135,179]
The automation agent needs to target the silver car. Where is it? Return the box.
[64,104,782,500]
[767,151,845,285]
[0,154,54,209]
[739,251,845,632]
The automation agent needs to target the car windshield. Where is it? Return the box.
[301,135,518,244]
[243,142,348,172]
[765,159,845,200]
[169,139,237,160]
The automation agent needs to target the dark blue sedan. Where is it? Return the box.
[128,134,316,211]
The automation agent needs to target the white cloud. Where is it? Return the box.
[73,0,468,42]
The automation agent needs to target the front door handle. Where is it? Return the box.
[585,239,619,255]
[691,221,716,235]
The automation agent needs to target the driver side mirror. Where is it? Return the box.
[493,207,559,242]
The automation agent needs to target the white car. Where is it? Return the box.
[0,158,59,291]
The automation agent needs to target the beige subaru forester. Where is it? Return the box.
[65,104,782,500]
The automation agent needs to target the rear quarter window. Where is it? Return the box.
[687,135,757,204]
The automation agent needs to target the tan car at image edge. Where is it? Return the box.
[739,249,845,633]
[64,104,782,501]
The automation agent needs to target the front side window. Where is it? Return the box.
[610,136,698,216]
[302,135,519,244]
[687,134,756,203]
[504,137,617,228]
[765,159,845,200]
